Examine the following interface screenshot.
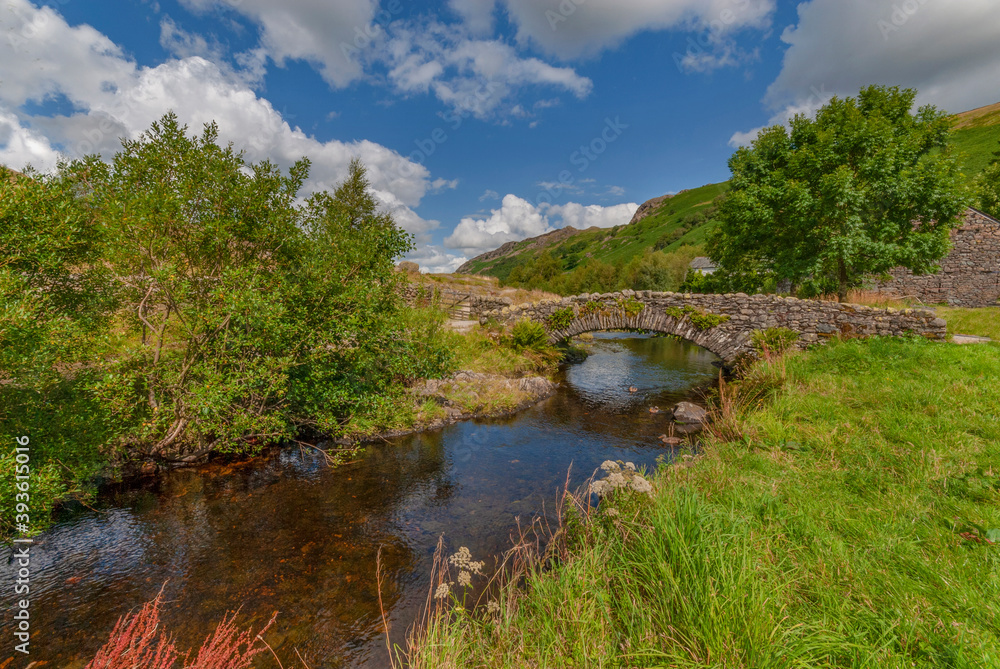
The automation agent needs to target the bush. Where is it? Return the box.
[750,327,800,356]
[510,319,550,352]
[546,306,575,330]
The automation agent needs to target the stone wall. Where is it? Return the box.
[482,290,946,363]
[400,283,511,317]
[877,208,1000,307]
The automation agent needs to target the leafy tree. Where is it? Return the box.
[975,140,1000,219]
[66,113,430,457]
[624,248,697,292]
[708,86,968,301]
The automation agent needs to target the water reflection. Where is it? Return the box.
[1,334,719,668]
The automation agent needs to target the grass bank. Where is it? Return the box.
[409,336,1000,668]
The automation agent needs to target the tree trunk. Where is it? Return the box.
[837,257,848,303]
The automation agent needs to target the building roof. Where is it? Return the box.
[689,257,717,270]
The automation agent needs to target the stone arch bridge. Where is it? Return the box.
[480,290,947,363]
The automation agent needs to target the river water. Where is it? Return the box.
[3,333,719,667]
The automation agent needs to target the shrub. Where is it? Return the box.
[663,305,729,330]
[616,297,645,318]
[750,327,800,357]
[546,306,575,330]
[510,319,550,352]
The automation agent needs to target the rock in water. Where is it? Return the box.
[672,401,708,425]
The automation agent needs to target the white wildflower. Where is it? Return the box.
[458,570,472,587]
[434,582,452,600]
[606,472,627,488]
[591,480,612,496]
[629,476,653,495]
[486,600,501,614]
[600,460,620,473]
[448,546,485,575]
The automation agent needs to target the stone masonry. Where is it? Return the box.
[877,208,1000,307]
[481,290,947,363]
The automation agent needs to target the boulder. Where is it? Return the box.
[672,401,708,425]
[396,261,420,274]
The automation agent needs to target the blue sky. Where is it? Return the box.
[3,0,999,271]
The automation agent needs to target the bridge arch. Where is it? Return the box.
[480,290,947,364]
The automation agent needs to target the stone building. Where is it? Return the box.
[876,208,1000,307]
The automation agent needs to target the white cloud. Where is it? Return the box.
[728,87,832,147]
[503,0,775,59]
[0,0,444,261]
[404,245,468,274]
[444,194,638,257]
[448,0,497,35]
[383,23,593,119]
[0,109,61,170]
[159,16,222,61]
[446,194,552,254]
[172,2,592,121]
[479,189,500,201]
[760,0,1000,126]
[179,0,379,88]
[546,201,638,230]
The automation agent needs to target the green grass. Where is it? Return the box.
[408,337,1000,668]
[951,124,1000,183]
[937,307,1000,340]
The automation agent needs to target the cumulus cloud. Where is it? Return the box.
[444,194,638,257]
[445,194,552,254]
[448,0,497,35]
[546,201,639,230]
[0,0,443,257]
[503,0,775,59]
[179,0,379,88]
[383,22,593,119]
[173,2,592,121]
[732,0,1000,145]
[0,109,61,170]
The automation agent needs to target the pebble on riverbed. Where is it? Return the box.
[591,460,654,497]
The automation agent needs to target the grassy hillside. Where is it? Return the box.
[463,182,727,282]
[948,101,1000,181]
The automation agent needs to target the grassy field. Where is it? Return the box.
[936,307,1000,340]
[408,336,1000,668]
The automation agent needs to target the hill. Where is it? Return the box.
[950,101,1000,178]
[458,182,727,281]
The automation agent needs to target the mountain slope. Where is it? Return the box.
[458,182,727,280]
[950,102,1000,178]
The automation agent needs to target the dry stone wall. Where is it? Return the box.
[877,208,1000,307]
[482,290,947,363]
[400,283,511,317]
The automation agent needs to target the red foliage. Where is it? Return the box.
[85,592,179,669]
[184,610,278,669]
[87,588,281,669]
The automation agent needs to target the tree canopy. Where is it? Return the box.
[707,85,968,300]
[1,113,448,473]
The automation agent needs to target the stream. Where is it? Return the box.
[2,333,720,667]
